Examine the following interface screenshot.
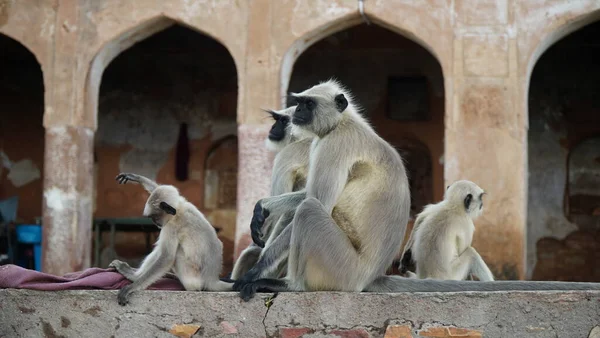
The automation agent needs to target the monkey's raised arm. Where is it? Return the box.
[116,173,159,194]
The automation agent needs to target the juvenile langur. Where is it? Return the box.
[408,180,494,281]
[109,173,232,306]
[233,80,600,298]
[233,79,412,300]
[231,107,313,280]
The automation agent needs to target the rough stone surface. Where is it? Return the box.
[1,290,599,338]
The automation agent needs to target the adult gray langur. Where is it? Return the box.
[109,173,232,306]
[233,80,600,299]
[233,79,411,299]
[231,107,312,280]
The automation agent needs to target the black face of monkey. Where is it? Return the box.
[267,111,290,142]
[291,93,349,126]
[292,96,317,126]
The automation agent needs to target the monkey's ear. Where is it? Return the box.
[267,110,280,121]
[446,185,450,190]
[159,202,177,215]
[335,94,348,112]
[463,194,473,210]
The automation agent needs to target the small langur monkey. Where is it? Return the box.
[231,106,313,280]
[408,180,494,281]
[109,173,232,306]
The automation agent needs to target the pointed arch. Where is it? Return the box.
[279,14,445,107]
[84,15,240,130]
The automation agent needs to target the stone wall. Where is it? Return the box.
[0,0,600,279]
[1,289,599,338]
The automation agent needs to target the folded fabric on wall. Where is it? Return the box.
[0,264,184,291]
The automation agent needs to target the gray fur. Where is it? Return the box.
[235,80,410,297]
[231,107,313,280]
[407,180,494,281]
[110,172,231,306]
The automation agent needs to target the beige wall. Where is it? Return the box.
[1,0,600,278]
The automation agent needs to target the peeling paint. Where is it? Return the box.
[44,187,76,212]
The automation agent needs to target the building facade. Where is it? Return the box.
[1,0,599,281]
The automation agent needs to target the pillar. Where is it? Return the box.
[233,0,279,259]
[446,1,526,279]
[42,126,94,275]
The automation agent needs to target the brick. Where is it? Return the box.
[279,327,312,338]
[384,325,412,338]
[329,328,371,338]
[418,327,482,337]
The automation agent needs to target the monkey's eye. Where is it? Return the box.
[464,194,473,210]
[305,100,315,109]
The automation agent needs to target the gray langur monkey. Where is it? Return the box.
[407,180,494,281]
[233,80,600,298]
[231,106,313,280]
[233,79,411,300]
[109,172,232,306]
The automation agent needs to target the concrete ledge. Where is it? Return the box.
[1,289,599,337]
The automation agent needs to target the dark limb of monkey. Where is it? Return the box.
[250,191,306,247]
[116,173,159,193]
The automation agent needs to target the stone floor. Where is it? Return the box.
[1,289,599,337]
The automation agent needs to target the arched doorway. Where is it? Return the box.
[527,20,600,281]
[0,34,44,225]
[93,24,238,274]
[285,23,444,265]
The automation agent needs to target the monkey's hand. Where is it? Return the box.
[250,201,270,248]
[117,285,133,306]
[232,267,261,292]
[115,173,139,185]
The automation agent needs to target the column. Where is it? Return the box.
[447,0,526,279]
[42,125,94,275]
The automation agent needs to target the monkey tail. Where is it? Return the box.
[364,275,600,292]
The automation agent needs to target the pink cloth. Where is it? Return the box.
[0,264,184,291]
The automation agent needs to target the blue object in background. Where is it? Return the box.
[16,224,42,271]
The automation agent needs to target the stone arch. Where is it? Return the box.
[85,15,241,130]
[526,9,600,92]
[527,18,600,281]
[279,14,445,107]
[0,33,45,223]
[90,20,239,271]
[284,21,445,202]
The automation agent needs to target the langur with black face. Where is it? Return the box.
[401,180,494,281]
[233,79,411,299]
[230,107,313,280]
[233,80,600,299]
[109,173,232,306]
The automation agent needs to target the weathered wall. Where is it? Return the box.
[527,21,600,281]
[1,0,600,279]
[1,289,599,338]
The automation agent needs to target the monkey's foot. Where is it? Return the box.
[117,285,133,306]
[237,279,288,302]
[250,201,269,248]
[115,173,137,185]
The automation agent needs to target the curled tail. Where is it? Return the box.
[364,275,600,292]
